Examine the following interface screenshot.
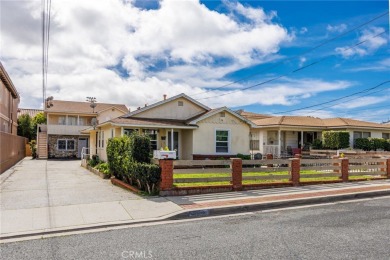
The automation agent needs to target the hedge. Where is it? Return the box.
[322,131,350,149]
[354,138,390,151]
[106,133,161,194]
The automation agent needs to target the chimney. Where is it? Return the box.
[137,107,141,110]
[145,104,147,107]
[163,94,167,100]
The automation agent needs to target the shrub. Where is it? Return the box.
[236,153,251,160]
[29,140,37,159]
[369,138,387,151]
[129,132,151,163]
[354,138,371,151]
[88,154,100,167]
[106,134,160,194]
[311,139,323,149]
[384,139,390,151]
[322,131,350,149]
[106,136,132,180]
[95,162,111,176]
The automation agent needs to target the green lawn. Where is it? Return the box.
[172,170,385,187]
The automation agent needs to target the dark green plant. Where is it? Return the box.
[354,138,371,151]
[369,138,387,151]
[311,139,323,149]
[236,153,251,160]
[29,140,37,159]
[17,114,32,140]
[31,112,46,140]
[322,131,350,149]
[129,132,151,163]
[88,154,100,167]
[106,136,132,180]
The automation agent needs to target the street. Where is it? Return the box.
[2,196,390,260]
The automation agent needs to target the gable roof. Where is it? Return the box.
[188,107,256,127]
[45,100,128,115]
[237,110,273,120]
[124,93,210,117]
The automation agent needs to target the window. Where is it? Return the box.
[216,130,229,153]
[250,140,260,150]
[383,133,390,139]
[124,129,139,136]
[354,131,371,140]
[220,112,225,117]
[57,139,75,151]
[178,101,184,106]
[58,116,66,125]
[143,129,158,151]
[79,117,85,126]
[111,129,114,138]
[68,116,77,125]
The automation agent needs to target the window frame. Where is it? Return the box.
[143,129,158,151]
[57,139,76,151]
[383,133,390,139]
[215,129,230,154]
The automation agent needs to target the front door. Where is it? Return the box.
[167,131,179,158]
[78,138,88,158]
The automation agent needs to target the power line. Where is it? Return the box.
[195,29,388,101]
[276,80,390,114]
[189,10,389,97]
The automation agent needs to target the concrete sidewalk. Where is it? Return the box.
[1,158,389,240]
[0,158,183,238]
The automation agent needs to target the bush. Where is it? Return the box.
[29,140,37,159]
[88,154,100,167]
[95,162,111,176]
[369,138,387,151]
[384,139,390,151]
[106,136,132,180]
[311,139,323,149]
[106,134,160,194]
[354,138,371,151]
[236,153,251,160]
[129,132,151,163]
[322,131,350,149]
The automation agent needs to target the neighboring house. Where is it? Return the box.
[243,114,390,157]
[83,93,255,161]
[0,62,19,134]
[17,108,43,119]
[38,99,128,159]
[0,62,26,174]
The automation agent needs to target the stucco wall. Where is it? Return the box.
[97,108,126,123]
[193,112,250,155]
[181,129,193,160]
[132,98,206,120]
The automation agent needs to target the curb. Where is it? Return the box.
[167,189,390,220]
[1,188,389,242]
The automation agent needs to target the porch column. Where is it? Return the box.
[300,131,304,148]
[77,115,80,125]
[278,129,281,157]
[121,127,124,136]
[171,128,174,151]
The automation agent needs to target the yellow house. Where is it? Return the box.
[84,93,255,161]
[38,99,128,159]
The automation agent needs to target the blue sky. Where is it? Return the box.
[1,0,389,122]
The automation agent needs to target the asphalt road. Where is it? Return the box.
[2,197,390,260]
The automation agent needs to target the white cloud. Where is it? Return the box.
[299,27,308,34]
[332,96,388,109]
[1,0,295,109]
[335,27,388,58]
[327,23,347,33]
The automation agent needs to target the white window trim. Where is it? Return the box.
[215,129,231,154]
[57,139,76,151]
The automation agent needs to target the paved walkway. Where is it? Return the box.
[0,158,182,237]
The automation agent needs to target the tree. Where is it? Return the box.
[17,114,32,140]
[31,112,46,140]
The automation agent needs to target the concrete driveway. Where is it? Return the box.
[0,158,183,237]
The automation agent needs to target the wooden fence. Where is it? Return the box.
[0,132,27,174]
[157,157,390,196]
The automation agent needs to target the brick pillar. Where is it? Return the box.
[290,158,300,186]
[294,154,302,159]
[266,153,273,168]
[387,159,390,179]
[340,158,349,182]
[332,155,340,174]
[231,158,243,191]
[159,159,173,191]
